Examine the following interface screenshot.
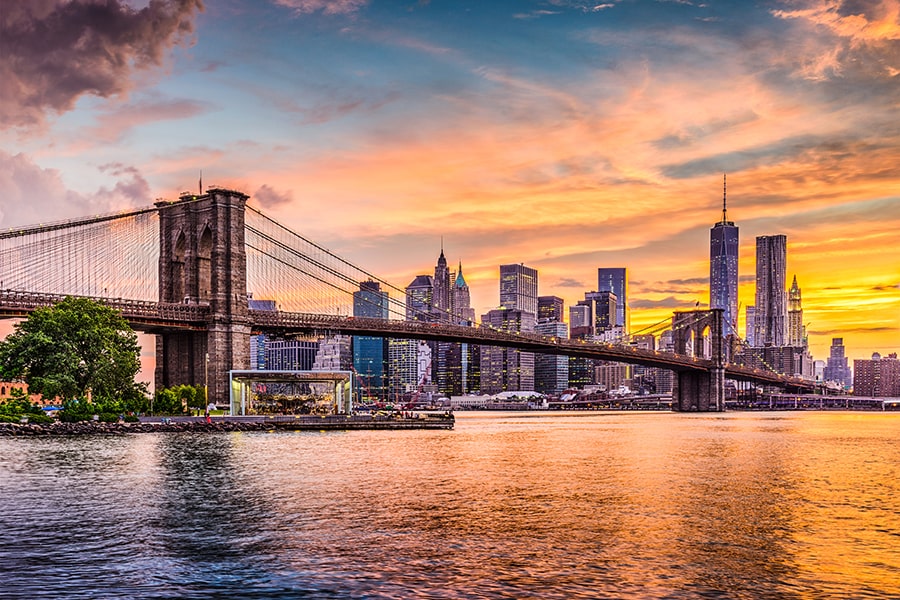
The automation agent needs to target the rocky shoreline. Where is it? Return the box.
[0,414,455,436]
[0,420,278,436]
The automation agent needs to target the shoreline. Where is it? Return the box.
[0,413,455,436]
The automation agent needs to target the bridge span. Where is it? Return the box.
[0,188,816,411]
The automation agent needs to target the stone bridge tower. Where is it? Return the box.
[155,189,251,403]
[671,308,725,411]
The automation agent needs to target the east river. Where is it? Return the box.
[1,411,899,599]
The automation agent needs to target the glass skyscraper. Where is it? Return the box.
[597,268,628,334]
[709,180,739,338]
[353,280,389,400]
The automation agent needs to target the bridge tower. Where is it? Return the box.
[671,308,725,411]
[155,189,251,403]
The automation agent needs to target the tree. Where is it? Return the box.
[0,297,146,405]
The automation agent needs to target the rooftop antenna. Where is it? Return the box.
[722,173,727,223]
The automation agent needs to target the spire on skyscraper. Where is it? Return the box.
[722,173,727,223]
[455,260,467,287]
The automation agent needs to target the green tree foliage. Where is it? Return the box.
[151,384,205,415]
[0,388,52,424]
[0,297,147,406]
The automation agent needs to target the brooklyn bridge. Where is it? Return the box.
[0,188,814,411]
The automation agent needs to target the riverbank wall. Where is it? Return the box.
[0,413,454,436]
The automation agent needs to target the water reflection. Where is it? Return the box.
[1,412,899,598]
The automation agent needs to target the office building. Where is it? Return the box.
[405,275,434,322]
[538,296,565,323]
[353,280,390,400]
[823,338,852,388]
[480,308,535,393]
[265,339,320,371]
[597,268,628,333]
[745,306,756,346]
[500,263,538,318]
[433,246,451,319]
[534,320,569,394]
[753,234,787,346]
[443,262,478,395]
[854,353,900,397]
[451,262,477,326]
[709,177,739,337]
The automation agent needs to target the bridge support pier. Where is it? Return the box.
[155,189,251,404]
[673,367,725,412]
[670,308,726,412]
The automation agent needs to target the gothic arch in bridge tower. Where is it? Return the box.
[172,231,186,302]
[198,225,212,302]
[670,309,726,412]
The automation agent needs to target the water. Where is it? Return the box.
[1,411,899,599]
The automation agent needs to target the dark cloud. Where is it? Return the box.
[630,296,697,309]
[254,184,293,208]
[810,326,898,335]
[555,277,586,288]
[0,0,204,129]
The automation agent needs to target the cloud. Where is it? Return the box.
[84,96,213,143]
[556,277,587,288]
[253,184,294,208]
[630,296,697,309]
[0,151,150,227]
[771,0,900,80]
[0,0,204,130]
[273,0,368,15]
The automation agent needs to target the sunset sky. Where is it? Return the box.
[1,0,898,364]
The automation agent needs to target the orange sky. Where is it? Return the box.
[0,0,897,364]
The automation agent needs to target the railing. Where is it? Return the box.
[0,290,209,328]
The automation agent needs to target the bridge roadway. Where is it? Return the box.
[0,291,814,391]
[250,311,816,391]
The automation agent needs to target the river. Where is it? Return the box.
[1,411,899,598]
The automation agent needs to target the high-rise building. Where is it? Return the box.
[451,262,476,326]
[597,268,628,333]
[534,320,569,394]
[787,275,805,348]
[853,353,900,397]
[433,246,450,320]
[823,337,852,388]
[538,296,564,323]
[500,264,538,318]
[353,280,390,400]
[753,234,787,347]
[480,308,535,393]
[585,290,618,337]
[745,305,756,346]
[405,275,434,321]
[709,177,739,338]
[444,262,478,395]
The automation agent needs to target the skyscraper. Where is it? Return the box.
[709,176,739,338]
[823,337,852,388]
[451,262,476,326]
[753,234,787,347]
[538,296,564,323]
[500,263,538,319]
[787,275,805,347]
[432,246,450,320]
[353,280,389,400]
[405,274,434,321]
[597,268,628,334]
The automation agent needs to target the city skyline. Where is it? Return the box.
[1,0,897,363]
